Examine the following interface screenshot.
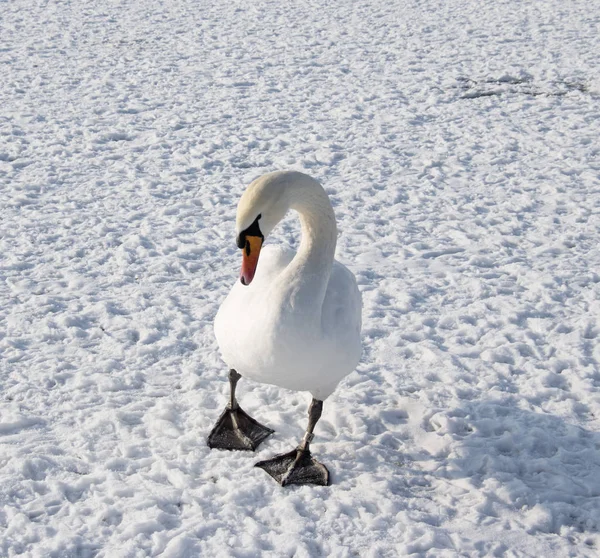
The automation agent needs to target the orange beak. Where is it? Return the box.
[240,235,263,285]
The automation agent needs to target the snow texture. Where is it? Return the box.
[1,0,599,556]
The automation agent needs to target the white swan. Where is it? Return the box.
[208,171,362,486]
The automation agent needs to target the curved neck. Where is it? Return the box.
[293,188,337,270]
[281,179,337,311]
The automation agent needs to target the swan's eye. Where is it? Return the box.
[237,214,264,249]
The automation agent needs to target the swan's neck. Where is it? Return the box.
[284,184,337,310]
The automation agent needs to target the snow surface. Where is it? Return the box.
[1,0,600,556]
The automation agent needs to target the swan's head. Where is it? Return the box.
[235,172,292,285]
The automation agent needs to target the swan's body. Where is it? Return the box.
[214,171,362,400]
[215,245,361,399]
[209,171,362,486]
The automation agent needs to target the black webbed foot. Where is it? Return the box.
[208,369,274,451]
[255,447,330,486]
[207,406,274,451]
[255,397,330,486]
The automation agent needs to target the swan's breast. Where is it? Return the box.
[214,248,361,399]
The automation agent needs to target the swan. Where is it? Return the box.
[208,171,362,486]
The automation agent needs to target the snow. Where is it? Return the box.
[1,0,599,556]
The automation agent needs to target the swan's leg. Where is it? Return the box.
[255,398,330,486]
[207,369,274,451]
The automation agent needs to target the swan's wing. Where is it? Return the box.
[322,261,362,345]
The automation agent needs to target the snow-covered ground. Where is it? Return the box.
[2,0,600,555]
